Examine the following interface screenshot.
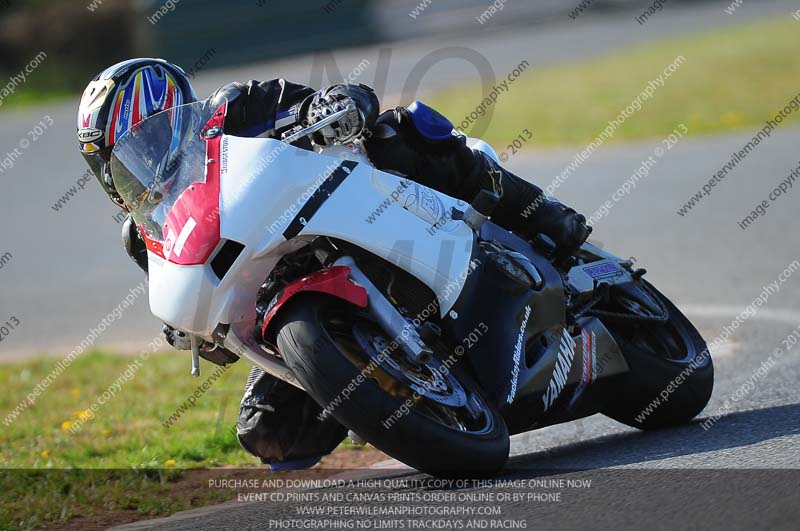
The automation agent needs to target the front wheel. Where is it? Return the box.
[593,282,714,430]
[273,295,509,477]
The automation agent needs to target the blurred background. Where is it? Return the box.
[1,0,799,527]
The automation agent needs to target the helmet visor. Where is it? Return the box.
[81,148,124,206]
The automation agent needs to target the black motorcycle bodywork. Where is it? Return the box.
[442,222,630,435]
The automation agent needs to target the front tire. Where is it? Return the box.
[594,283,714,430]
[273,295,510,477]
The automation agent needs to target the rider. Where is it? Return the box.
[77,58,590,470]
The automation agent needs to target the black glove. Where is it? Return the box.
[300,84,379,147]
[306,93,363,146]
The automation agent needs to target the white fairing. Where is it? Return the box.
[148,135,475,340]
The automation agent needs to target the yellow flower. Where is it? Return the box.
[101,429,111,438]
[60,420,74,432]
[721,111,744,128]
[40,450,50,458]
[164,459,177,467]
[70,389,80,399]
[73,410,93,421]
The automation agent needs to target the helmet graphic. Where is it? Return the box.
[77,58,197,206]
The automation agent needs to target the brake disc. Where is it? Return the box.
[353,323,467,407]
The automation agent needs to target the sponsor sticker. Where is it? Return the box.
[542,328,577,411]
[583,261,623,280]
[77,128,104,143]
[506,305,531,404]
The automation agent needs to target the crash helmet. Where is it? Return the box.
[77,58,197,206]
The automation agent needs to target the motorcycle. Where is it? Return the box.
[110,98,713,476]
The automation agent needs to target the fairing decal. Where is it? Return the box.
[541,329,577,412]
[282,160,359,240]
[568,327,596,408]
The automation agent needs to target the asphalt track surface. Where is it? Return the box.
[1,1,798,528]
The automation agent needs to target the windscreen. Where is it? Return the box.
[110,99,220,240]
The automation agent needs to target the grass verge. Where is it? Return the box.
[427,17,800,146]
[0,352,379,529]
[0,351,250,529]
[0,351,254,470]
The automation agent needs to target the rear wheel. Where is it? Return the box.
[273,295,509,477]
[594,282,714,429]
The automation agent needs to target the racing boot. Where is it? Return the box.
[469,151,592,257]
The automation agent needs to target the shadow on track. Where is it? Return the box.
[505,403,800,473]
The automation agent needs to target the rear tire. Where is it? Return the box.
[273,295,510,477]
[595,283,714,430]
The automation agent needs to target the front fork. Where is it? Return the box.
[221,256,438,389]
[333,256,434,364]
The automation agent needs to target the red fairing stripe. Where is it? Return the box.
[162,103,227,265]
[141,225,166,259]
[261,266,368,338]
